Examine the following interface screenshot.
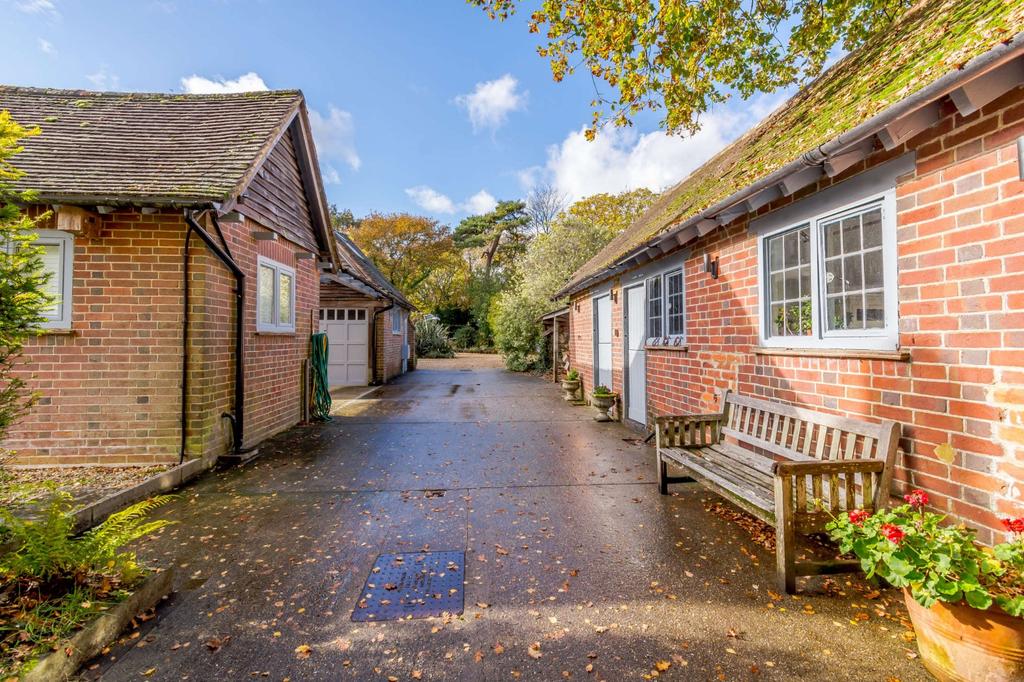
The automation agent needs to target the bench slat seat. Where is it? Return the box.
[655,390,899,593]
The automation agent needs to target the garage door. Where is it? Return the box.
[318,308,369,387]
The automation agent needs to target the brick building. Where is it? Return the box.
[557,0,1024,542]
[1,86,344,467]
[320,232,415,387]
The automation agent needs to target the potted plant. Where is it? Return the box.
[590,385,617,422]
[827,489,1024,681]
[561,369,581,401]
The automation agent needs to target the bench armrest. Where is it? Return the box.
[772,459,885,475]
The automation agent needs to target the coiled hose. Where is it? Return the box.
[310,332,332,421]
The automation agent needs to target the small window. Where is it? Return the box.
[357,309,366,320]
[392,308,402,335]
[32,230,74,329]
[257,256,296,333]
[645,276,663,338]
[665,269,685,337]
[760,197,895,349]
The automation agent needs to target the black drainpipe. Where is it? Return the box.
[181,211,249,461]
[369,301,395,386]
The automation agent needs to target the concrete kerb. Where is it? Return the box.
[21,568,174,682]
[71,457,211,532]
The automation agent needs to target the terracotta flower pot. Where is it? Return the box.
[561,379,581,401]
[903,588,1024,682]
[591,393,617,422]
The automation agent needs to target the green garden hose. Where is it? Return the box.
[310,332,332,421]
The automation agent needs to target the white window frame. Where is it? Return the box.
[757,190,898,351]
[391,308,402,335]
[644,266,686,345]
[34,229,74,330]
[256,255,296,333]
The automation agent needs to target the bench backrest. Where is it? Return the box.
[722,391,899,470]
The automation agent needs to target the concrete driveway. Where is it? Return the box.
[86,355,927,681]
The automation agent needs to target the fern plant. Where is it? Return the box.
[0,490,175,586]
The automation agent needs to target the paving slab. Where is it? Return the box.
[80,356,928,681]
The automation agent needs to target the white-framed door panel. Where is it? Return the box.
[624,284,646,425]
[594,294,613,389]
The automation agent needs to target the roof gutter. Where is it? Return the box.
[554,32,1024,300]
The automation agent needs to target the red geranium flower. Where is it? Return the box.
[848,509,870,526]
[1001,518,1024,535]
[880,523,905,544]
[903,489,929,508]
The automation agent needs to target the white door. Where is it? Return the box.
[400,311,409,373]
[624,285,647,424]
[319,308,369,386]
[594,294,612,389]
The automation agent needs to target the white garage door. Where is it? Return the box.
[319,308,369,387]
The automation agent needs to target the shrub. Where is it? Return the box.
[414,317,455,359]
[0,491,175,676]
[451,324,477,350]
[491,288,546,372]
[827,489,1024,615]
[593,385,615,397]
[566,369,579,381]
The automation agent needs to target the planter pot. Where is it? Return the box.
[561,379,581,402]
[591,394,617,422]
[903,588,1024,682]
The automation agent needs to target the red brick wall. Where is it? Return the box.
[567,86,1024,542]
[5,210,320,466]
[376,307,408,383]
[8,211,190,466]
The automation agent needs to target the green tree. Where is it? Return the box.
[0,111,55,449]
[491,188,657,370]
[469,0,913,136]
[329,204,357,231]
[347,212,457,300]
[453,199,531,279]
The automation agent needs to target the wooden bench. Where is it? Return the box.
[655,390,899,592]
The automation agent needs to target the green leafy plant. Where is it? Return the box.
[592,385,615,397]
[827,489,1024,616]
[0,489,175,585]
[0,491,175,676]
[414,317,455,359]
[565,369,579,382]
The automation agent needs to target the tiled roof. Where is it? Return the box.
[335,232,416,310]
[0,85,302,205]
[561,0,1024,295]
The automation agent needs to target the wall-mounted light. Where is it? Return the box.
[611,289,618,303]
[703,253,719,279]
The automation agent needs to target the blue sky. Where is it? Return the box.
[3,0,781,223]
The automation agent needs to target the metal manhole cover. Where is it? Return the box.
[352,551,465,622]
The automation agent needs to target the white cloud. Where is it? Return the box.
[528,102,781,202]
[37,38,55,55]
[322,165,342,185]
[86,67,120,91]
[17,0,58,16]
[455,74,527,133]
[406,186,458,214]
[463,189,497,214]
[308,105,361,171]
[405,186,498,215]
[180,71,269,94]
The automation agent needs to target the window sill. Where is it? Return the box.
[39,327,75,336]
[256,330,297,336]
[753,346,910,361]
